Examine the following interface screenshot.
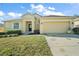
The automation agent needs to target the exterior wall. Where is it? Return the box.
[4,14,74,34]
[40,17,71,33]
[22,14,40,33]
[74,21,79,27]
[33,14,41,31]
[4,20,34,33]
[34,17,40,31]
[4,20,23,32]
[21,15,35,33]
[21,20,33,33]
[4,14,36,33]
[0,27,4,32]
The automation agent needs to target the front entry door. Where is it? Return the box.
[28,24,32,32]
[26,21,32,33]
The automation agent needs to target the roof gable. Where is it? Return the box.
[21,13,41,20]
[21,13,34,19]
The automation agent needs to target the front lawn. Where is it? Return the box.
[0,35,52,56]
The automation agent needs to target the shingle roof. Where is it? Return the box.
[44,15,73,17]
[4,13,79,22]
[4,18,21,22]
[42,15,78,19]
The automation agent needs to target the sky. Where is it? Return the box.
[0,3,79,23]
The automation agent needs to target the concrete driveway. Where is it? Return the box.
[46,34,79,56]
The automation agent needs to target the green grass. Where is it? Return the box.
[0,35,52,56]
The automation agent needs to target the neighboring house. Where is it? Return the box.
[3,13,79,34]
[0,23,4,32]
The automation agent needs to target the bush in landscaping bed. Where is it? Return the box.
[72,27,79,34]
[7,30,22,35]
[0,35,7,38]
[0,32,6,35]
[0,30,22,38]
[0,32,7,38]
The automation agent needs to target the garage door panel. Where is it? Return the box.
[40,22,70,33]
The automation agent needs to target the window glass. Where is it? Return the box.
[14,23,19,29]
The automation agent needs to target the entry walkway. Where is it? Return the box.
[46,36,79,56]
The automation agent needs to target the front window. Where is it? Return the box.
[13,23,19,29]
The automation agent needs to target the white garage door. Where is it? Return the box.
[40,21,70,33]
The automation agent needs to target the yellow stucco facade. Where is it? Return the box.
[40,17,72,33]
[0,24,4,32]
[2,13,79,34]
[4,14,39,33]
[0,27,4,32]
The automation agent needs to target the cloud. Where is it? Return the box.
[0,11,5,16]
[31,4,46,12]
[8,12,16,17]
[30,4,64,16]
[8,12,22,17]
[48,7,55,10]
[18,13,22,16]
[31,4,35,9]
[0,17,4,20]
[43,10,64,16]
[0,17,5,23]
[27,9,32,13]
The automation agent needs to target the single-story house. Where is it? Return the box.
[1,13,79,34]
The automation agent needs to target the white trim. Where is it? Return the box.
[40,20,70,22]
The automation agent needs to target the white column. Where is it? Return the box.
[32,20,34,33]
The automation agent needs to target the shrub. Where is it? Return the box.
[0,32,7,38]
[0,30,22,38]
[3,35,7,37]
[7,30,22,35]
[0,32,6,35]
[72,27,79,34]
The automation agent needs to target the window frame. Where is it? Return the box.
[13,23,19,29]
